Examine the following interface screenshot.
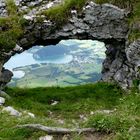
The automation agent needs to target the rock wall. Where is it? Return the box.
[0,1,140,89]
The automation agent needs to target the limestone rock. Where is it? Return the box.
[2,106,22,117]
[13,44,23,53]
[0,97,5,105]
[39,135,53,140]
[23,110,35,118]
[0,69,13,89]
[27,112,35,118]
[0,0,7,17]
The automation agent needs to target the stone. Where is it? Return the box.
[0,68,13,89]
[27,112,35,118]
[126,40,140,66]
[90,109,116,115]
[51,100,59,106]
[0,97,5,105]
[2,106,22,117]
[13,44,23,53]
[39,135,53,140]
[0,0,7,17]
[23,111,35,118]
[23,15,34,21]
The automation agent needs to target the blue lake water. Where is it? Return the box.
[4,52,73,71]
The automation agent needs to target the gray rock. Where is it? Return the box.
[13,44,23,53]
[2,106,22,117]
[23,110,35,118]
[0,68,13,89]
[126,40,140,66]
[27,112,35,118]
[39,135,53,140]
[0,97,5,105]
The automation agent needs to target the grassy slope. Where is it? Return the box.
[0,83,140,139]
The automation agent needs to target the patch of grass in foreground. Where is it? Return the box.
[5,83,123,117]
[85,91,140,140]
[0,82,140,139]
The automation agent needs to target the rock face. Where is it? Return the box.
[0,1,139,89]
[0,68,13,89]
[0,0,7,17]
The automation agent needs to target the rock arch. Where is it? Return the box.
[0,1,139,89]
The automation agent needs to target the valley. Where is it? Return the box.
[5,40,106,88]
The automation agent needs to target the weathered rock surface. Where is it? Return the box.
[23,110,35,118]
[2,106,22,116]
[0,68,13,89]
[0,0,7,17]
[0,1,139,89]
[0,97,5,105]
[39,135,53,140]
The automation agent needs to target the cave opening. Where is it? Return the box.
[4,39,106,88]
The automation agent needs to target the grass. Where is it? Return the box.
[0,82,139,139]
[85,92,140,140]
[5,83,123,117]
[41,0,87,25]
[128,1,140,41]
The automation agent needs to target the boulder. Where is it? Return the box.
[0,68,13,89]
[0,97,5,105]
[39,135,53,140]
[27,112,35,118]
[2,106,22,117]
